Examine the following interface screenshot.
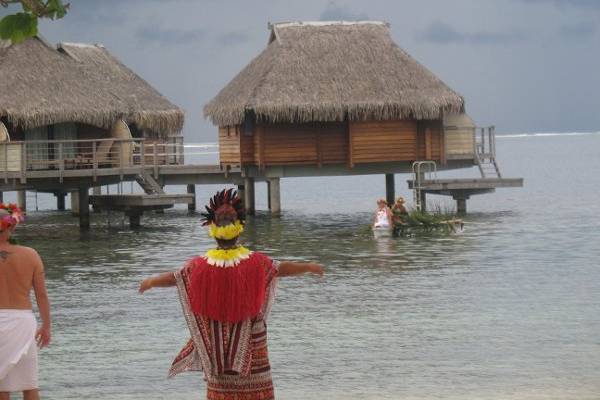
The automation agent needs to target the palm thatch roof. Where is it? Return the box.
[0,37,184,136]
[204,21,465,127]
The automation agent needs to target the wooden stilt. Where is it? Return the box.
[0,192,3,203]
[128,212,141,228]
[78,186,90,230]
[92,186,102,213]
[455,196,468,215]
[244,177,255,215]
[71,191,79,216]
[187,184,196,212]
[56,192,66,211]
[385,174,395,206]
[267,181,271,210]
[17,190,26,211]
[237,184,245,208]
[268,177,281,217]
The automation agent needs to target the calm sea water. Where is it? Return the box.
[7,132,600,399]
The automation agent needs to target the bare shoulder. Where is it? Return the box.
[11,245,39,255]
[10,245,42,264]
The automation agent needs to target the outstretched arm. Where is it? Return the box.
[277,262,324,278]
[139,271,176,294]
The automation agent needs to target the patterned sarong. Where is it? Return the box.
[169,252,278,400]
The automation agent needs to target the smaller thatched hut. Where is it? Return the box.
[0,36,184,170]
[205,21,475,169]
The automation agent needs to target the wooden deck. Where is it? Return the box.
[407,178,524,193]
[89,193,194,210]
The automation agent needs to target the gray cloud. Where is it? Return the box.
[215,31,250,46]
[136,26,206,46]
[319,1,368,21]
[559,21,596,37]
[418,21,527,45]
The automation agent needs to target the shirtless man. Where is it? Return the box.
[0,205,50,400]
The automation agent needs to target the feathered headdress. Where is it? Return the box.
[0,203,25,232]
[201,189,245,240]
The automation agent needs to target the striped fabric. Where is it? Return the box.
[170,255,279,400]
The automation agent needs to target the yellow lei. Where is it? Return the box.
[208,220,244,240]
[205,246,252,267]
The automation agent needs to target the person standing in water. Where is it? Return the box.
[391,197,409,236]
[139,189,323,400]
[373,198,393,228]
[0,204,51,400]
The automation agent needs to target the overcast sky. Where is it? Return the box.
[2,0,599,140]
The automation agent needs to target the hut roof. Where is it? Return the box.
[0,37,184,136]
[204,21,465,127]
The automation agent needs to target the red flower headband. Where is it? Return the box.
[0,203,25,231]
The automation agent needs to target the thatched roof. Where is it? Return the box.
[0,37,184,136]
[204,21,465,126]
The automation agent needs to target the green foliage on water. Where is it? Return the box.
[394,204,462,236]
[404,210,454,227]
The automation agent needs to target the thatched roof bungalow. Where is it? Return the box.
[0,36,183,136]
[0,36,184,170]
[205,21,475,169]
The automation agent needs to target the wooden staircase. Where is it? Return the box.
[474,126,502,179]
[135,171,165,195]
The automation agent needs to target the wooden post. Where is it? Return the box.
[155,184,165,214]
[92,186,102,213]
[187,184,196,212]
[56,192,66,211]
[244,177,255,215]
[456,198,467,215]
[417,171,426,212]
[454,193,469,215]
[0,192,3,203]
[17,190,26,211]
[268,177,281,217]
[78,186,90,230]
[385,174,395,206]
[237,184,245,208]
[267,180,271,210]
[420,191,427,213]
[71,191,79,216]
[128,211,141,228]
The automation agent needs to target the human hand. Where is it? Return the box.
[36,325,51,348]
[138,278,153,294]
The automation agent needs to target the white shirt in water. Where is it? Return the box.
[374,209,390,228]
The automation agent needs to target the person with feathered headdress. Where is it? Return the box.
[139,189,323,399]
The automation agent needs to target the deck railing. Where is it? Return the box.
[0,136,185,182]
[474,126,496,160]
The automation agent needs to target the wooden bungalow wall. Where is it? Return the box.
[218,120,445,167]
[218,126,242,165]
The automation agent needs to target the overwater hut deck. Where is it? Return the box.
[205,21,522,213]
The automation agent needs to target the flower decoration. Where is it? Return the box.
[205,246,252,267]
[0,203,25,232]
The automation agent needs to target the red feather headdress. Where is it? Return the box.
[201,188,245,227]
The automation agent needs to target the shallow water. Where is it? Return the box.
[8,132,600,399]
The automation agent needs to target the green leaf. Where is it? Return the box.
[0,12,38,44]
[45,0,68,19]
